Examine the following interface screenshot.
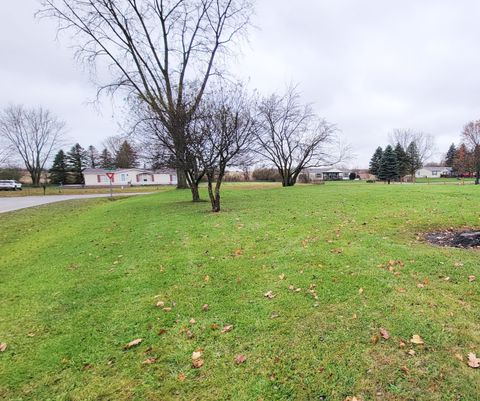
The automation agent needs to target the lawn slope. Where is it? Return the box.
[0,184,479,401]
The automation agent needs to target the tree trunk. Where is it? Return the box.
[176,168,188,189]
[282,175,296,187]
[475,171,479,185]
[207,171,223,212]
[190,182,201,202]
[30,169,41,187]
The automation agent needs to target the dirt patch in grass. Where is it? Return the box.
[426,229,480,248]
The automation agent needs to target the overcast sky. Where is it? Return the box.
[2,0,480,167]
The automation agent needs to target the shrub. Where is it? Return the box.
[0,167,22,181]
[223,172,244,182]
[297,173,311,183]
[252,168,281,182]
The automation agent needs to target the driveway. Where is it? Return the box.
[0,193,151,214]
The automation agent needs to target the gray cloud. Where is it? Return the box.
[2,0,480,166]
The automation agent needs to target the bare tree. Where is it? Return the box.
[389,129,436,165]
[461,120,480,185]
[255,87,340,187]
[0,138,12,166]
[102,134,126,158]
[0,105,66,186]
[189,83,257,211]
[39,0,253,194]
[128,98,205,201]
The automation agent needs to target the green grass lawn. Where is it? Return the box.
[0,185,169,197]
[0,183,479,400]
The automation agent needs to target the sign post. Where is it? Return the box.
[106,172,115,198]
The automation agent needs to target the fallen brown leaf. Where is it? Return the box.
[189,318,196,325]
[163,307,172,312]
[221,325,233,333]
[124,338,142,350]
[380,328,390,340]
[202,304,209,311]
[203,275,210,282]
[192,358,204,368]
[0,343,7,352]
[410,335,424,345]
[468,275,476,282]
[278,273,285,280]
[142,357,157,364]
[178,372,186,381]
[158,329,167,336]
[467,353,480,368]
[264,290,275,299]
[234,354,247,364]
[156,301,165,308]
[211,323,220,330]
[192,351,203,360]
[358,288,364,295]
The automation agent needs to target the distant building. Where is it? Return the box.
[304,167,348,181]
[82,168,177,186]
[415,166,453,178]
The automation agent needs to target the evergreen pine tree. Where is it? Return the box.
[369,146,383,177]
[378,145,398,184]
[86,145,100,168]
[394,143,409,179]
[99,148,115,169]
[115,141,138,168]
[406,141,422,181]
[445,143,457,167]
[66,143,88,184]
[49,149,68,184]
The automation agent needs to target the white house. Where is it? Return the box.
[83,168,177,186]
[304,167,348,181]
[415,166,453,179]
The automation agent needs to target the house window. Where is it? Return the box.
[432,171,438,176]
[315,173,322,178]
[121,174,126,181]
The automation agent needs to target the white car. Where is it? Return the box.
[0,180,22,191]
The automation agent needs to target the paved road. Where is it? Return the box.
[0,193,151,214]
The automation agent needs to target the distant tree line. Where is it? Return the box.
[444,119,480,184]
[369,130,434,183]
[49,140,138,185]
